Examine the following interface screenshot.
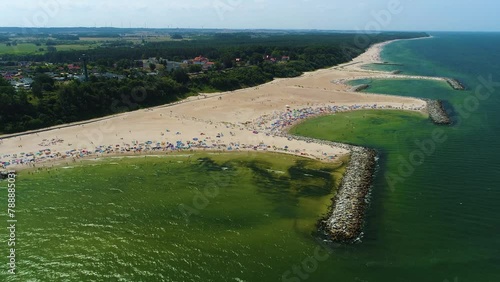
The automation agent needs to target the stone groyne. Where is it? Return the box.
[445,78,466,90]
[425,99,452,125]
[283,134,377,243]
[349,84,370,92]
[321,147,377,243]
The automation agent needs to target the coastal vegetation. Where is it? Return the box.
[0,31,427,134]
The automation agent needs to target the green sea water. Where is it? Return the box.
[0,153,350,281]
[2,33,500,281]
[298,33,500,281]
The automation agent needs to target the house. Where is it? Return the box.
[193,55,209,65]
[263,55,278,63]
[67,64,81,71]
[1,72,15,81]
[43,72,57,78]
[101,72,125,80]
[202,62,215,70]
[165,61,184,72]
[281,56,290,61]
[18,61,31,67]
[12,78,33,90]
[147,57,159,64]
[21,78,33,85]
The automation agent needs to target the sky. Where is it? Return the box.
[1,0,499,32]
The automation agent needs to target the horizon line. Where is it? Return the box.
[0,26,499,33]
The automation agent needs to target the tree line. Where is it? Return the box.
[0,32,428,134]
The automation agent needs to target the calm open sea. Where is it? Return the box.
[1,33,499,281]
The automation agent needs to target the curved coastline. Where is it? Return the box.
[0,36,450,244]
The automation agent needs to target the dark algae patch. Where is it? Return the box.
[2,152,347,281]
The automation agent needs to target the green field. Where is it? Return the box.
[54,44,97,52]
[79,35,185,43]
[0,38,188,55]
[0,43,43,55]
[0,42,97,55]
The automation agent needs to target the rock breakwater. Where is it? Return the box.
[284,134,377,243]
[425,99,451,125]
[350,84,370,92]
[321,147,377,243]
[445,78,466,90]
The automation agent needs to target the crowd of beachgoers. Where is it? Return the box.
[0,39,448,172]
[0,101,427,170]
[0,135,274,169]
[0,37,456,243]
[251,102,426,136]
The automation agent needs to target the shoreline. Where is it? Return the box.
[0,36,448,243]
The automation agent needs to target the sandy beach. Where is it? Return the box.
[0,39,429,171]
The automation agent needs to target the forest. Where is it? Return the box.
[0,31,428,134]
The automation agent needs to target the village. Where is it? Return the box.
[0,53,293,91]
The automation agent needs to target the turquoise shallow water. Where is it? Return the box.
[2,33,500,281]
